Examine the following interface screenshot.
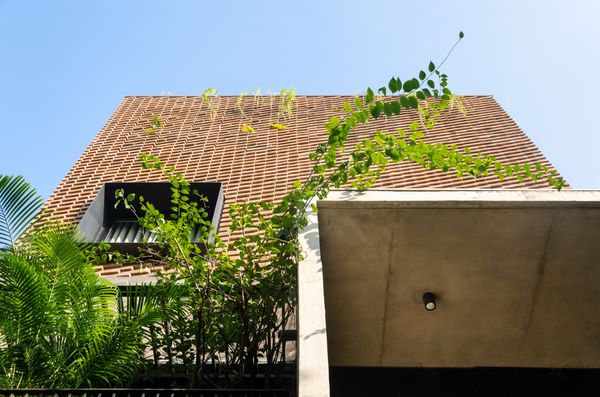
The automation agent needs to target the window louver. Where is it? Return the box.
[103,221,158,243]
[78,182,224,252]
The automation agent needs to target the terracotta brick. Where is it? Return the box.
[44,95,564,278]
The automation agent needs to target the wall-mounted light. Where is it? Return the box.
[422,292,437,311]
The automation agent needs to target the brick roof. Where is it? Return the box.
[44,95,563,278]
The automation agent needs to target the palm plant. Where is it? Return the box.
[0,175,159,388]
[0,175,43,250]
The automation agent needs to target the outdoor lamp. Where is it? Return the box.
[422,292,437,311]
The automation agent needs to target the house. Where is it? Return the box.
[45,94,558,274]
[44,95,600,395]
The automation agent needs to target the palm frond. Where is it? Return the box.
[0,252,49,345]
[0,175,43,249]
[0,224,160,388]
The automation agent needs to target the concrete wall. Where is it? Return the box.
[316,190,600,368]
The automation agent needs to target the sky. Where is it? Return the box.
[1,0,599,199]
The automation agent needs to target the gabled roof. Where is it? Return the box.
[44,95,563,278]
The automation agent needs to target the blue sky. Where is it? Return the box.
[1,0,598,198]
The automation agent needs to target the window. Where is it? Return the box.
[78,182,224,252]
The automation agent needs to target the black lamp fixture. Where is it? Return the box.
[422,292,437,311]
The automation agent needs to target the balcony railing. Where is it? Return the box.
[0,389,291,397]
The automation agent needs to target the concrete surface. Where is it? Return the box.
[316,189,600,368]
[297,201,331,397]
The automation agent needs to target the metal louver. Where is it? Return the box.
[103,221,158,243]
[103,221,206,244]
[78,182,224,252]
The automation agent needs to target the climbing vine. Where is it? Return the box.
[235,91,247,116]
[145,115,163,136]
[238,88,296,133]
[277,88,296,119]
[201,88,219,120]
[111,31,563,388]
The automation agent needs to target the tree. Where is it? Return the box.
[0,177,158,388]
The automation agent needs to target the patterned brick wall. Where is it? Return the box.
[43,95,562,277]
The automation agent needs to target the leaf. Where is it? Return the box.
[269,123,288,131]
[150,115,162,128]
[347,115,356,129]
[428,61,435,72]
[383,103,393,117]
[407,96,418,108]
[399,96,409,108]
[370,102,383,118]
[325,116,340,130]
[419,70,426,80]
[388,77,399,93]
[365,87,374,104]
[343,101,352,113]
[241,123,255,133]
[388,148,401,161]
[0,175,43,248]
[354,96,363,109]
[459,31,464,39]
[403,78,419,92]
[412,78,420,89]
[378,86,387,96]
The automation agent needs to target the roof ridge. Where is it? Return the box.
[122,94,495,99]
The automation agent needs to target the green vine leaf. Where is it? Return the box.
[92,34,564,389]
[388,77,399,93]
[365,87,374,104]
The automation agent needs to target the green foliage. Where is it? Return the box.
[0,31,566,391]
[145,116,164,136]
[253,88,261,106]
[40,31,564,389]
[117,55,563,384]
[277,88,296,119]
[0,175,43,250]
[201,88,219,120]
[236,91,248,116]
[112,154,297,388]
[0,224,159,388]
